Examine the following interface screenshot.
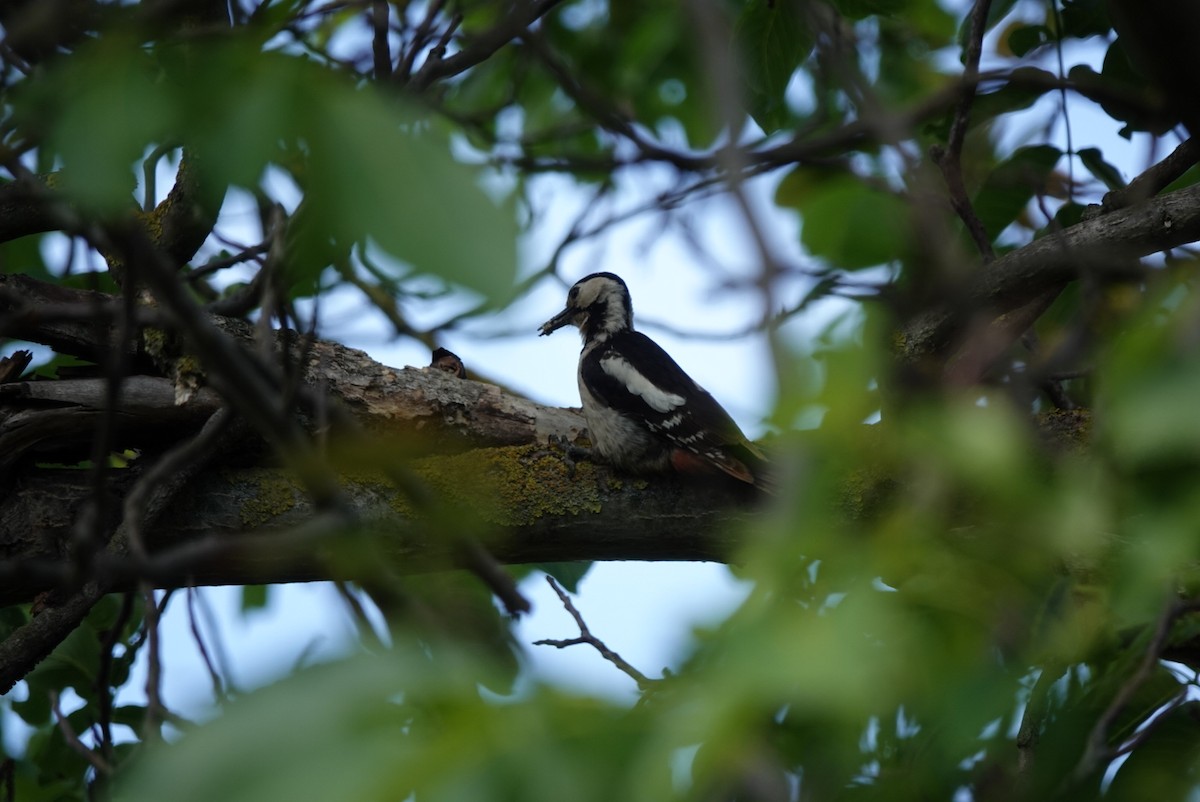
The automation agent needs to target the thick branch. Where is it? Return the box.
[0,272,151,366]
[898,181,1200,361]
[0,272,586,451]
[0,174,62,244]
[0,448,751,606]
[146,150,226,268]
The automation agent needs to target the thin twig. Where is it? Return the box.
[118,407,237,561]
[370,1,391,80]
[1101,137,1200,212]
[1073,597,1200,782]
[396,0,446,81]
[932,0,996,261]
[409,0,567,91]
[141,587,170,742]
[103,221,345,509]
[188,243,269,280]
[334,581,386,650]
[95,591,135,765]
[0,757,14,802]
[1108,689,1189,759]
[533,576,654,690]
[69,271,136,583]
[186,587,226,700]
[454,538,531,616]
[50,691,113,776]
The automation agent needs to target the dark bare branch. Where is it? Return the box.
[1101,137,1200,212]
[932,0,995,261]
[408,0,566,91]
[534,575,655,690]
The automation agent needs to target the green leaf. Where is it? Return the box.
[972,145,1062,241]
[1078,147,1126,190]
[1105,701,1200,799]
[1070,40,1176,136]
[1106,354,1200,467]
[1164,163,1200,194]
[1060,0,1112,39]
[734,0,814,133]
[1040,200,1087,236]
[1007,24,1051,57]
[303,88,517,303]
[16,38,518,303]
[779,170,911,269]
[112,705,151,731]
[240,585,270,614]
[17,34,174,211]
[115,652,669,802]
[13,626,102,724]
[403,574,521,695]
[0,232,53,281]
[85,594,128,633]
[535,562,593,594]
[925,67,1058,140]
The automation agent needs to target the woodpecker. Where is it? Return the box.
[539,272,767,486]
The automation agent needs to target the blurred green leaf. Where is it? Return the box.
[1073,40,1176,136]
[734,0,814,133]
[17,38,518,302]
[241,585,270,614]
[19,35,172,211]
[0,232,53,280]
[404,573,521,695]
[114,651,672,802]
[1103,292,1200,468]
[13,626,101,724]
[1060,0,1112,39]
[1078,147,1126,191]
[535,562,593,594]
[926,67,1058,141]
[1008,23,1051,56]
[778,170,911,269]
[972,144,1061,240]
[1106,701,1200,800]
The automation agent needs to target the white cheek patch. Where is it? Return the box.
[601,355,685,413]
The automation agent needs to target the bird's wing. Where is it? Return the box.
[582,332,757,482]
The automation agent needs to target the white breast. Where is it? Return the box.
[577,351,671,472]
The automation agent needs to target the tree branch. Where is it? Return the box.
[534,575,655,690]
[0,273,587,450]
[898,181,1200,362]
[932,0,995,261]
[0,448,754,607]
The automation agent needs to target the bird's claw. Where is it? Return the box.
[548,433,592,479]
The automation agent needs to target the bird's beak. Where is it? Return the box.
[538,306,577,336]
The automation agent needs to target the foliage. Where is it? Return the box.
[3,0,1200,800]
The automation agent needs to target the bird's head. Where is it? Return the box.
[538,272,633,342]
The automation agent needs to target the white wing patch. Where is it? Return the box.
[600,354,686,413]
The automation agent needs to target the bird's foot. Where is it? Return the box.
[547,433,593,479]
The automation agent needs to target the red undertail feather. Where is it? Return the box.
[670,448,756,484]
